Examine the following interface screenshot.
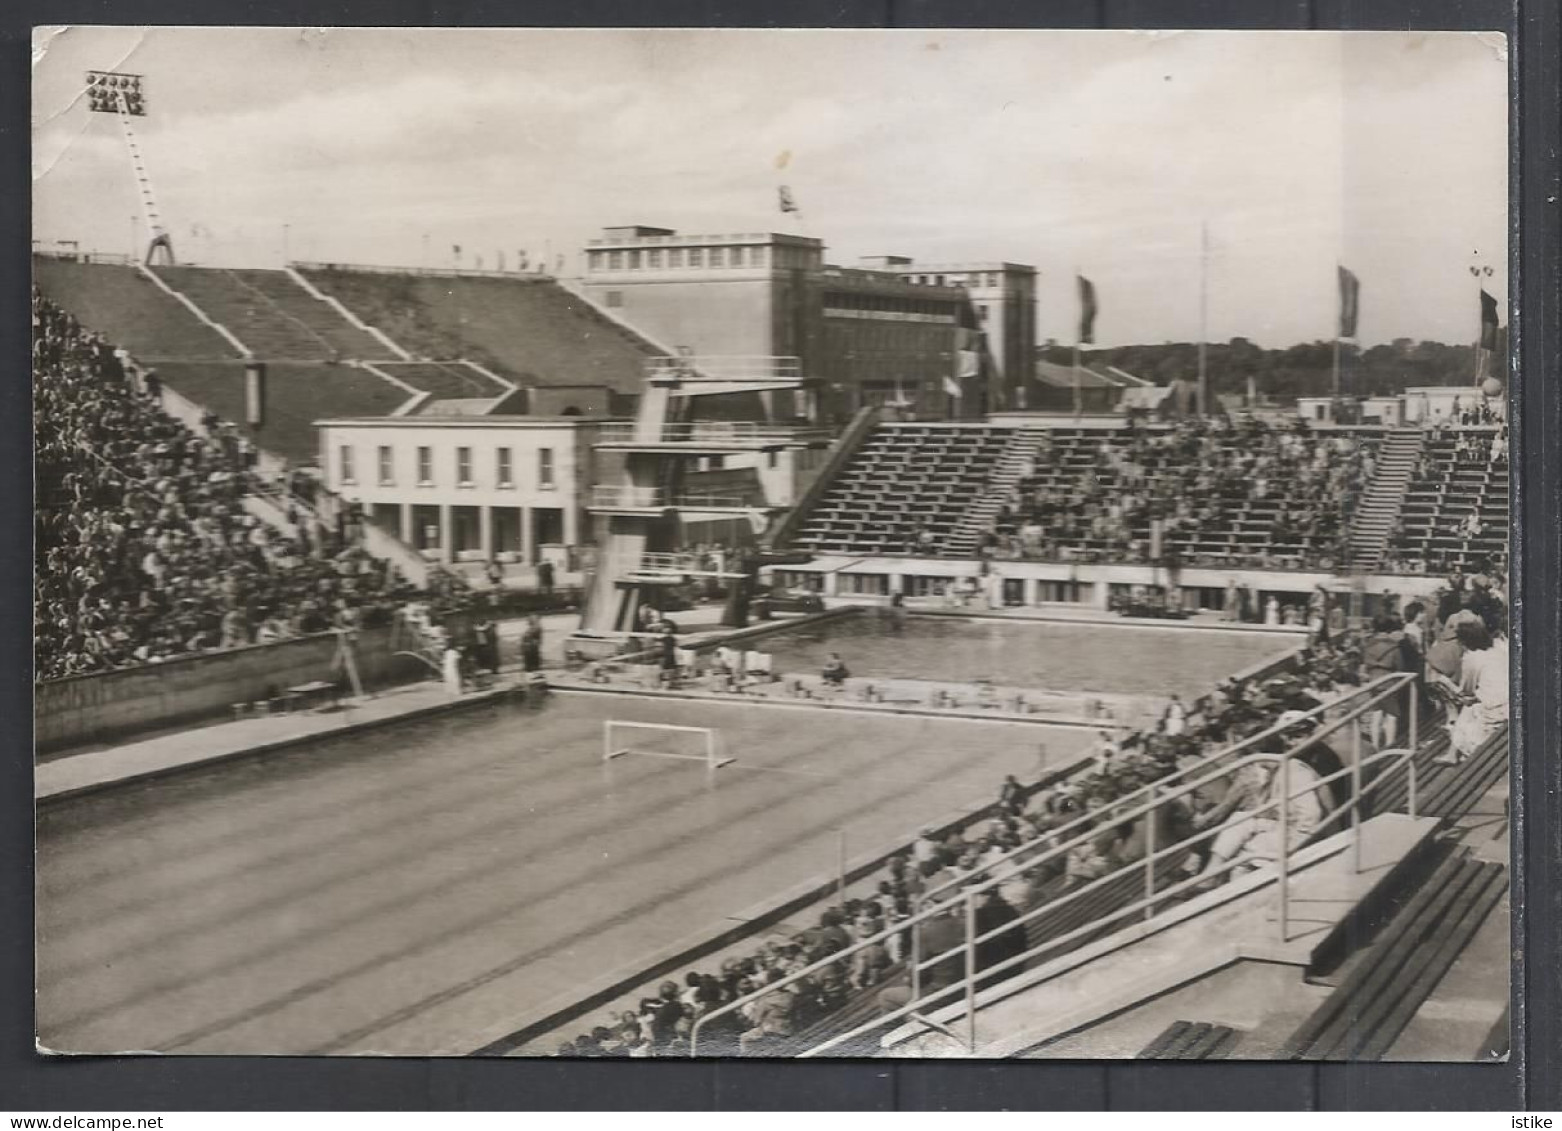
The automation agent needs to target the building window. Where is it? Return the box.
[668,248,684,268]
[417,446,433,485]
[978,305,990,322]
[688,248,704,268]
[497,446,513,488]
[456,446,473,485]
[605,290,623,309]
[538,447,555,489]
[627,249,642,269]
[339,444,355,484]
[647,249,662,269]
[709,247,726,268]
[608,251,624,270]
[730,246,746,267]
[377,445,393,485]
[751,246,768,267]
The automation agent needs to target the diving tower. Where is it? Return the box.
[579,355,819,634]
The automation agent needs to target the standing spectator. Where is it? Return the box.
[1361,613,1407,748]
[536,557,555,595]
[973,887,1027,990]
[520,615,543,673]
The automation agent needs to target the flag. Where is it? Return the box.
[1077,275,1097,345]
[1338,266,1361,338]
[943,375,962,399]
[778,186,798,214]
[958,349,981,379]
[1480,289,1500,350]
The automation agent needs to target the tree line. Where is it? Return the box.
[1039,329,1508,401]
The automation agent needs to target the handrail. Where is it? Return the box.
[798,676,1419,1058]
[589,486,756,510]
[688,672,1417,1057]
[596,422,825,446]
[914,671,1411,912]
[766,404,882,550]
[645,355,803,383]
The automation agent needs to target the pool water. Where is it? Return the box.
[758,612,1292,700]
[37,691,1088,1055]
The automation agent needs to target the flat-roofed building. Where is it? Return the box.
[580,226,1036,423]
[318,415,604,567]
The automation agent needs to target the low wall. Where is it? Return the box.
[35,626,426,754]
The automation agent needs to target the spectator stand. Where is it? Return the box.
[33,291,410,682]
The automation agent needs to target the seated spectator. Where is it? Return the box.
[821,652,850,685]
[1436,620,1509,764]
[1194,750,1327,886]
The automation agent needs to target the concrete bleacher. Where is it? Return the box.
[226,269,401,360]
[151,266,403,360]
[370,360,512,400]
[298,267,658,393]
[1390,430,1508,574]
[792,425,1020,556]
[1138,1019,1240,1059]
[787,422,1383,567]
[1279,844,1507,1060]
[998,426,1382,568]
[151,361,414,464]
[32,257,239,361]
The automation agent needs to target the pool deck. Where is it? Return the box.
[36,604,1298,804]
[551,670,1158,731]
[35,676,529,803]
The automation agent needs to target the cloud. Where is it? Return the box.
[31,27,1506,347]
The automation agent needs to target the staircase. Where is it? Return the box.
[944,429,1040,557]
[1347,428,1423,571]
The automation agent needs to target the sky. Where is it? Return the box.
[32,27,1508,349]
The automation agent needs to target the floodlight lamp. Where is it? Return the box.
[85,70,148,116]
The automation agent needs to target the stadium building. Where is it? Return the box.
[580,226,1036,422]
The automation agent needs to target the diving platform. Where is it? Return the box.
[587,486,765,518]
[646,355,809,397]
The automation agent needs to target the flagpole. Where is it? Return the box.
[1197,222,1209,417]
[1073,265,1082,417]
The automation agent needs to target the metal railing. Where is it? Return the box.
[596,422,821,447]
[909,672,1402,914]
[628,550,746,578]
[688,672,1419,1057]
[645,355,803,383]
[589,485,758,510]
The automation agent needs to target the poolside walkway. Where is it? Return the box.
[553,667,1162,732]
[35,676,527,803]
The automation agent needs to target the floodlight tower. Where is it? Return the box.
[85,70,175,266]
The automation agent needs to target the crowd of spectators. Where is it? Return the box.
[34,291,410,680]
[979,416,1372,571]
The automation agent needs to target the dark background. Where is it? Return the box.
[3,0,1558,1112]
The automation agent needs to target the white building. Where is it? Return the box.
[317,416,603,566]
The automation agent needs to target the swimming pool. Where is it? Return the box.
[37,690,1088,1055]
[756,612,1294,700]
